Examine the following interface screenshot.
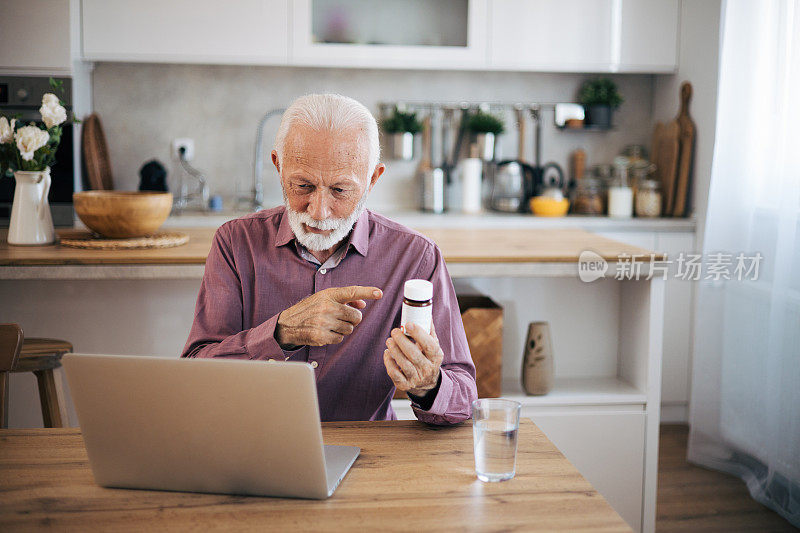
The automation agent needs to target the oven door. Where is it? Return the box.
[0,117,75,227]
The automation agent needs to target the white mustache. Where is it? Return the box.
[298,213,347,231]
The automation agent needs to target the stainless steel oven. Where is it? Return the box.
[0,76,75,227]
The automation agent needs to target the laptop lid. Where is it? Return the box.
[63,354,331,499]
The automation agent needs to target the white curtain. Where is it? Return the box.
[689,0,800,526]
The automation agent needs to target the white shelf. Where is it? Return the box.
[500,377,647,407]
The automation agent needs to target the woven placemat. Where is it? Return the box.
[59,231,190,250]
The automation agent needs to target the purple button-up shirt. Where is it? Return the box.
[182,206,477,425]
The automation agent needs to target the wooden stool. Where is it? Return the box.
[0,324,23,428]
[1,324,71,428]
[15,338,72,428]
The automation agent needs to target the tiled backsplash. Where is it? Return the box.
[93,63,658,211]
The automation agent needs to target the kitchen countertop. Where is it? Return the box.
[165,208,697,232]
[0,227,664,280]
[0,420,631,531]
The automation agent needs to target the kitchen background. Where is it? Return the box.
[96,65,655,211]
[0,0,722,427]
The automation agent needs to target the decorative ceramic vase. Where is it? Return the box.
[521,321,554,395]
[8,168,55,246]
[390,132,415,161]
[475,132,496,161]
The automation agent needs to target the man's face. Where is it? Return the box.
[271,124,384,250]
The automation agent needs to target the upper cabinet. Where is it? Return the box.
[81,0,289,65]
[77,0,679,73]
[489,0,679,72]
[291,0,489,69]
[618,0,680,72]
[0,0,72,71]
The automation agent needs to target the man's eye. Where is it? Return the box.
[297,184,312,189]
[332,187,345,194]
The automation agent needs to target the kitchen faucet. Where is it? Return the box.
[174,147,209,213]
[249,108,286,211]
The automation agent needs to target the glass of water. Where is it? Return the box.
[472,398,521,482]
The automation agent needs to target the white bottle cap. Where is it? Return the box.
[404,279,433,302]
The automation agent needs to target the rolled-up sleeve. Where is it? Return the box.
[410,243,478,425]
[181,224,294,360]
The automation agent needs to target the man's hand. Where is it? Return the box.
[383,322,444,397]
[276,286,383,347]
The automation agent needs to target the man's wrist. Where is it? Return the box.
[274,315,301,350]
[408,372,442,410]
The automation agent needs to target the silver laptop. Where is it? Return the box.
[62,353,360,499]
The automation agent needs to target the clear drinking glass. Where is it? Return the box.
[472,398,522,482]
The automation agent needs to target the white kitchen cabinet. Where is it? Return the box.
[489,0,615,71]
[81,0,289,65]
[290,0,489,69]
[489,0,679,72]
[654,232,695,422]
[529,408,646,532]
[0,0,72,71]
[598,231,695,423]
[619,0,680,72]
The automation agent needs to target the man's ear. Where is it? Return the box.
[271,150,281,174]
[368,163,385,192]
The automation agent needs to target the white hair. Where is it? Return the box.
[273,93,380,179]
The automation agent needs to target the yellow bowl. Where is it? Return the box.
[530,196,570,217]
[73,191,173,238]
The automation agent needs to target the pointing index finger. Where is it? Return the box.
[329,285,383,304]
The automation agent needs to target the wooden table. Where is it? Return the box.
[0,420,630,531]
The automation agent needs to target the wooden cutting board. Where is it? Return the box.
[81,113,114,190]
[672,82,696,217]
[651,120,680,216]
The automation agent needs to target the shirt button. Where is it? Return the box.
[319,268,327,274]
[310,361,319,368]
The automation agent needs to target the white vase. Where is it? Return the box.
[8,168,56,246]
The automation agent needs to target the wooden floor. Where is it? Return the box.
[657,424,797,532]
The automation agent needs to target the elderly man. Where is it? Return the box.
[182,94,477,425]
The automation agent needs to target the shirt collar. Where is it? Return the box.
[275,206,370,257]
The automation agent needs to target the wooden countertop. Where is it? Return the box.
[0,420,630,531]
[0,227,663,266]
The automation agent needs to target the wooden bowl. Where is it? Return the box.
[73,191,173,239]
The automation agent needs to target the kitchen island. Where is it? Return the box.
[0,226,664,532]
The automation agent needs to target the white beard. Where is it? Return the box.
[285,191,369,252]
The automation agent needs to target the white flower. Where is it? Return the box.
[39,93,67,129]
[0,117,15,144]
[15,125,49,161]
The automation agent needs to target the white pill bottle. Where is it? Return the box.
[400,279,433,334]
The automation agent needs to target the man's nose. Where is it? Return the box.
[307,191,330,220]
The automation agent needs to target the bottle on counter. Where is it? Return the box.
[635,179,662,218]
[459,144,484,214]
[608,157,633,218]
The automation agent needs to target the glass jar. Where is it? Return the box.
[608,159,633,218]
[572,178,604,215]
[635,179,662,218]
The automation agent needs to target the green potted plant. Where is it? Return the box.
[382,106,422,161]
[578,77,623,128]
[467,110,505,161]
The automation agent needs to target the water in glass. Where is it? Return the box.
[473,419,519,482]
